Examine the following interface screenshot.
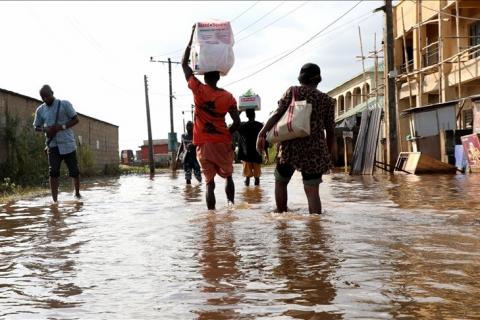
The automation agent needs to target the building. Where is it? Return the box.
[393,0,480,162]
[0,88,119,169]
[138,139,171,166]
[330,63,384,126]
[328,63,385,167]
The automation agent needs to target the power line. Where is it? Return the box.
[231,1,260,22]
[152,2,283,59]
[224,0,364,87]
[173,4,373,97]
[235,2,285,36]
[242,9,374,72]
[237,1,309,43]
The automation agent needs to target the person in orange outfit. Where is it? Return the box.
[182,25,240,210]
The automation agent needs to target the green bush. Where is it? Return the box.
[266,144,277,165]
[0,113,48,186]
[103,163,120,176]
[0,177,18,195]
[77,143,97,176]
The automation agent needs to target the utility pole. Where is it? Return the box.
[384,0,398,172]
[150,57,181,169]
[144,75,155,175]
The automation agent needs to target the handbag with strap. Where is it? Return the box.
[44,100,62,153]
[266,87,312,143]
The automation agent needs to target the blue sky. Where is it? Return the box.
[0,1,384,151]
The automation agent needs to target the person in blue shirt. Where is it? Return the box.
[176,121,202,184]
[33,85,81,202]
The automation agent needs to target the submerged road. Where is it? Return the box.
[1,165,479,319]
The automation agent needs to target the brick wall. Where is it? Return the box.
[0,88,118,169]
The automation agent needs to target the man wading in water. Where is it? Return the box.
[182,25,240,210]
[34,85,81,203]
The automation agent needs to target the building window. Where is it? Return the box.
[78,135,82,145]
[469,21,480,59]
[353,87,361,106]
[96,140,100,150]
[463,109,473,129]
[345,92,352,111]
[338,95,345,115]
[362,83,370,102]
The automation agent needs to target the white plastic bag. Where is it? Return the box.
[266,88,312,143]
[191,20,235,76]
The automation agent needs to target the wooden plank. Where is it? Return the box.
[394,151,456,174]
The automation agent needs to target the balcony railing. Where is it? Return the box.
[399,58,414,74]
[422,41,439,67]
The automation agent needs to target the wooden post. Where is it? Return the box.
[438,0,444,102]
[358,26,368,103]
[144,75,155,175]
[401,7,414,108]
[416,0,424,104]
[455,0,462,99]
[385,0,398,171]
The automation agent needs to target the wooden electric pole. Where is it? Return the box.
[385,0,398,172]
[144,75,155,175]
[150,57,181,151]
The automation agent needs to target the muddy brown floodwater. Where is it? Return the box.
[1,165,479,319]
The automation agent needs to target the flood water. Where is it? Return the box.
[1,165,480,319]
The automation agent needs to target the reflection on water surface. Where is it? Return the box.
[1,166,479,319]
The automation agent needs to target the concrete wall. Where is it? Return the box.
[0,88,118,169]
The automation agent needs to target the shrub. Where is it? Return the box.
[0,113,48,186]
[77,143,97,176]
[103,163,120,175]
[0,177,18,195]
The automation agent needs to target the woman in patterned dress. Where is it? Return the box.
[256,63,336,214]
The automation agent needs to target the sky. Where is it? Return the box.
[0,1,385,152]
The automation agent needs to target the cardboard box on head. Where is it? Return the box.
[191,20,235,76]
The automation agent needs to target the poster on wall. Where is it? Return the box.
[474,103,480,134]
[461,133,480,173]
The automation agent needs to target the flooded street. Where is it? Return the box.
[1,165,480,319]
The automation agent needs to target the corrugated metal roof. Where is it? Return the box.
[400,99,460,117]
[335,96,384,123]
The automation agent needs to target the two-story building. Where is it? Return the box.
[328,63,385,167]
[393,0,480,162]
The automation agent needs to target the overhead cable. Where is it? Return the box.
[242,9,374,72]
[231,1,260,22]
[237,1,309,43]
[224,0,364,87]
[235,2,285,36]
[152,2,276,59]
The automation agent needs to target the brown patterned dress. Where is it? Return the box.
[275,85,335,174]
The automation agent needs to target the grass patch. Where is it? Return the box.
[119,164,150,175]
